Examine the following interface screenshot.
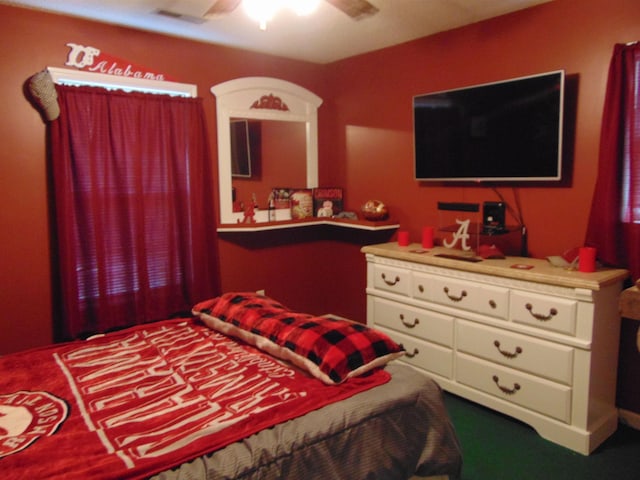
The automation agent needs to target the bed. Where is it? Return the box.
[0,292,461,479]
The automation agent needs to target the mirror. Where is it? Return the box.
[231,119,307,213]
[211,77,322,224]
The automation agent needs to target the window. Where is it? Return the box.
[586,42,640,282]
[49,71,220,339]
[620,56,640,224]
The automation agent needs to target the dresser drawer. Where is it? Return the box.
[372,297,454,347]
[456,320,574,384]
[510,290,577,336]
[414,273,509,319]
[372,264,411,296]
[456,353,571,423]
[377,326,453,379]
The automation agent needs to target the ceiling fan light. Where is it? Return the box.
[243,0,281,27]
[288,0,321,16]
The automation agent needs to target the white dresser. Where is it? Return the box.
[362,242,628,454]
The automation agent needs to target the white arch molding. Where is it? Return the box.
[211,77,322,224]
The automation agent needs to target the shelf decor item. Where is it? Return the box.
[437,202,480,253]
[290,188,313,219]
[422,226,435,248]
[272,188,292,210]
[313,187,343,217]
[361,199,389,221]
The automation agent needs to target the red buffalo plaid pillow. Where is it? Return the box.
[192,292,404,384]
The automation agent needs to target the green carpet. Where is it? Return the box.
[443,393,640,480]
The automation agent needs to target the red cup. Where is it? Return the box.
[578,247,597,272]
[422,226,435,249]
[398,230,410,246]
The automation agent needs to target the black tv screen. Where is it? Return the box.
[413,71,564,182]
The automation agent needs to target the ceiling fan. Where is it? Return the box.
[204,0,379,21]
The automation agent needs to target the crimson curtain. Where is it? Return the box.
[50,85,221,340]
[586,42,640,283]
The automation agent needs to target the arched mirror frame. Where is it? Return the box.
[211,77,323,225]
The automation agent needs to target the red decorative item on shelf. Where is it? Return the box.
[397,230,409,246]
[422,226,435,248]
[361,200,389,221]
[579,246,597,272]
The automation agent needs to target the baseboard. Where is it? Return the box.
[619,408,640,430]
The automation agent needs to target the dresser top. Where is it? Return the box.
[361,242,628,291]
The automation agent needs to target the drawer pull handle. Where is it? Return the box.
[399,314,419,328]
[381,273,400,286]
[443,286,467,302]
[493,340,523,359]
[404,347,419,358]
[525,303,558,321]
[489,299,497,309]
[492,375,521,395]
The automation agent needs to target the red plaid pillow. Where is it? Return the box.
[192,292,404,384]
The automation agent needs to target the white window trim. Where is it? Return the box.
[48,67,197,97]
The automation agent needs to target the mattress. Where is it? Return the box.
[1,316,461,480]
[2,287,463,479]
[151,362,462,480]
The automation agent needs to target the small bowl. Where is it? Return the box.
[361,200,389,221]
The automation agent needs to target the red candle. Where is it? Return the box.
[398,230,410,246]
[422,226,434,249]
[578,247,596,272]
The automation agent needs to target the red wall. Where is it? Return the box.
[318,0,640,327]
[1,0,638,354]
[327,0,640,257]
[0,4,328,354]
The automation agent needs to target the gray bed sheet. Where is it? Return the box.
[151,363,462,480]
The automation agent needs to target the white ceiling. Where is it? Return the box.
[4,0,552,64]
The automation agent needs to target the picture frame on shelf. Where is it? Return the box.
[289,188,313,219]
[313,187,343,217]
[272,188,292,210]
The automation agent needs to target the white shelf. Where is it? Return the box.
[217,218,399,233]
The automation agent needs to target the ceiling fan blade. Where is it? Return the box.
[204,0,242,17]
[325,0,379,20]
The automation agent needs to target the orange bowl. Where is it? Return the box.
[361,200,389,221]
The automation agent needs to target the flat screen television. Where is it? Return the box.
[413,70,564,182]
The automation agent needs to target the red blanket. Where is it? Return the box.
[0,318,390,479]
